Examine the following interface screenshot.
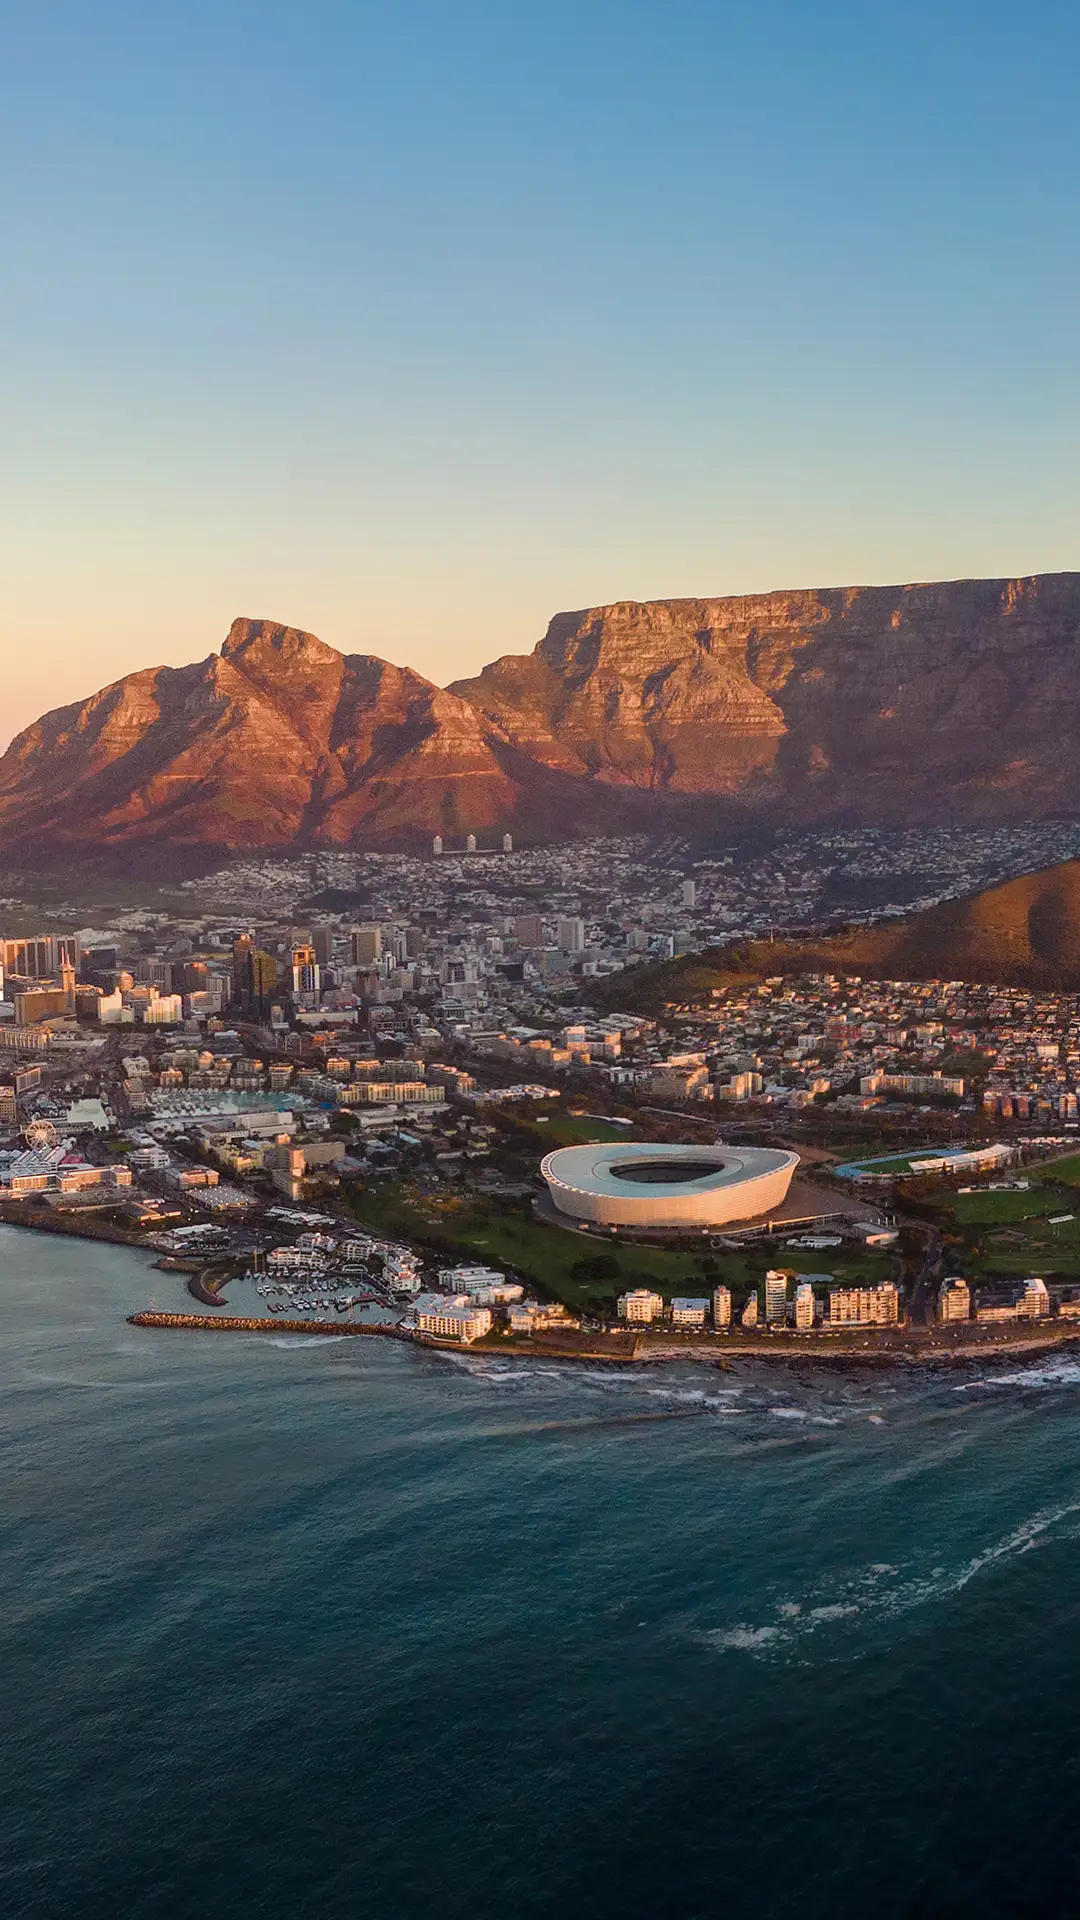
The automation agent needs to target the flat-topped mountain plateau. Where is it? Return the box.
[6,572,1080,851]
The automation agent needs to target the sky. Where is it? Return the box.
[3,0,1080,744]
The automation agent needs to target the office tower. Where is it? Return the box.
[231,935,278,1015]
[291,945,320,1000]
[351,925,382,967]
[312,926,334,968]
[514,915,543,948]
[557,916,586,954]
[0,934,79,979]
[682,878,697,909]
[171,959,209,997]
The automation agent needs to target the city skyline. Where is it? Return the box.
[5,1,1080,744]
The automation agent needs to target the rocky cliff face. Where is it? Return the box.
[6,576,1080,854]
[0,619,522,851]
[452,574,1080,822]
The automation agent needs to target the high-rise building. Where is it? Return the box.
[432,835,443,856]
[827,1284,900,1326]
[465,833,477,854]
[351,925,382,967]
[291,945,320,1001]
[741,1291,759,1328]
[794,1282,816,1330]
[514,915,544,948]
[312,926,334,968]
[0,935,79,980]
[712,1285,732,1328]
[938,1277,971,1323]
[557,917,586,954]
[682,878,697,909]
[502,832,513,853]
[764,1270,789,1324]
[231,935,278,1015]
[171,959,209,997]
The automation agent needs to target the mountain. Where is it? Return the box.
[602,859,1080,1005]
[6,572,1080,854]
[451,574,1080,822]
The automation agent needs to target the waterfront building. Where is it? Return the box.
[617,1288,665,1324]
[506,1300,579,1333]
[794,1282,816,1330]
[765,1270,790,1324]
[670,1297,709,1327]
[1018,1276,1050,1320]
[827,1284,900,1326]
[741,1291,760,1328]
[712,1285,732,1329]
[938,1277,971,1323]
[415,1303,492,1343]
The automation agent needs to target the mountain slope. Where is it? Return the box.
[605,860,1080,1005]
[452,573,1080,822]
[0,620,525,851]
[7,572,1080,853]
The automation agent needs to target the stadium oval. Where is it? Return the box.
[541,1142,800,1229]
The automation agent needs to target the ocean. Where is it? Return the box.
[4,1223,1080,1919]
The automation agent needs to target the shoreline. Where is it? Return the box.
[125,1310,1080,1372]
[5,1212,1075,1375]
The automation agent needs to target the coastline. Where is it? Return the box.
[5,1212,1075,1375]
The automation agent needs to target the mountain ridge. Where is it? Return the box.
[5,572,1080,851]
[600,858,1080,1005]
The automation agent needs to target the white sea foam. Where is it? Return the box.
[700,1501,1080,1659]
[955,1362,1080,1391]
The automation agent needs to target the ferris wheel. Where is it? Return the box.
[23,1119,59,1153]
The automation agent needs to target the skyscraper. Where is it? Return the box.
[291,945,321,1001]
[351,925,382,967]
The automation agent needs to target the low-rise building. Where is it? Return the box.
[670,1296,709,1327]
[415,1303,492,1343]
[617,1288,664,1324]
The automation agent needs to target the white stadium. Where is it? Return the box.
[540,1141,800,1230]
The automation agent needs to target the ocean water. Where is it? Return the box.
[4,1227,1080,1918]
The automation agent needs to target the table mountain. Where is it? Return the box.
[451,573,1080,822]
[5,574,1080,852]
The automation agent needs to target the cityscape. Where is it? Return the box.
[6,821,1080,1357]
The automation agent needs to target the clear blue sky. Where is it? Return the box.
[3,0,1079,740]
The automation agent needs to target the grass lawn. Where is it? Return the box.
[946,1187,1073,1227]
[348,1180,897,1314]
[347,1181,712,1313]
[962,1210,1080,1279]
[527,1113,632,1148]
[1033,1153,1080,1188]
